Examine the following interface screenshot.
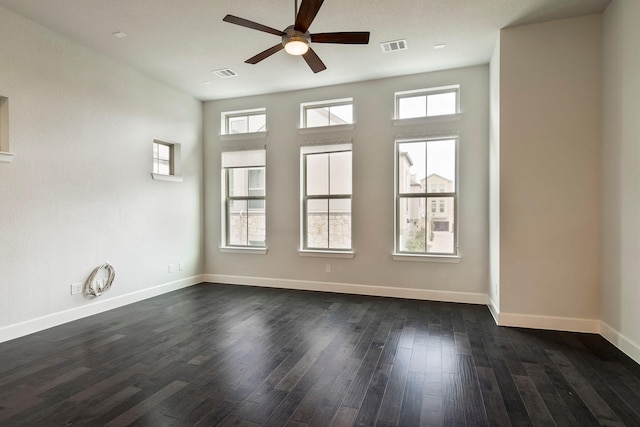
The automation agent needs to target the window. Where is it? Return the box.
[0,96,14,163]
[301,143,352,251]
[222,149,266,248]
[222,109,266,135]
[153,141,173,175]
[396,138,457,256]
[151,140,181,181]
[395,86,459,119]
[301,98,353,128]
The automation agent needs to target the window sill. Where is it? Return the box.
[298,250,355,259]
[298,124,355,135]
[392,253,461,263]
[219,131,268,141]
[220,247,267,255]
[151,173,183,182]
[0,151,16,163]
[392,113,462,127]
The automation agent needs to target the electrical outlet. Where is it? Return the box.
[325,264,331,273]
[168,263,175,273]
[70,283,82,295]
[179,262,184,271]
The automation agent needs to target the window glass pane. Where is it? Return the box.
[157,144,171,160]
[305,107,329,128]
[329,151,352,195]
[426,197,455,254]
[398,197,426,252]
[248,168,265,196]
[306,153,329,196]
[229,168,248,197]
[427,92,456,116]
[228,116,247,134]
[398,141,426,193]
[398,95,426,119]
[329,104,353,125]
[329,199,351,249]
[248,114,266,132]
[228,199,248,245]
[307,199,328,248]
[426,139,456,189]
[157,160,171,175]
[247,210,265,247]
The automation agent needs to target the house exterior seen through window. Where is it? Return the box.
[301,143,352,251]
[396,138,457,255]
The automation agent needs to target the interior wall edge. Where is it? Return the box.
[0,275,203,344]
[600,321,640,366]
[203,274,488,305]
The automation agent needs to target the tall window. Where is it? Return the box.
[301,143,352,251]
[222,149,266,248]
[396,138,457,255]
[153,141,173,175]
[395,86,459,119]
[221,109,266,134]
[301,98,353,128]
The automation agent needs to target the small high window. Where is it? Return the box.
[0,96,13,163]
[395,86,459,119]
[151,140,182,181]
[222,109,266,135]
[301,98,353,128]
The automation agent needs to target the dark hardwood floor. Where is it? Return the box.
[1,283,639,426]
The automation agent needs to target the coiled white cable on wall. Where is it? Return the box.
[84,262,115,297]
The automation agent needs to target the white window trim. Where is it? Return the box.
[300,141,354,253]
[300,97,354,129]
[394,85,460,121]
[221,108,267,136]
[393,135,460,259]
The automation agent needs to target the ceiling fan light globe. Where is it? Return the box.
[284,39,309,55]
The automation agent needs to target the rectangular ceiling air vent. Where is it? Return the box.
[380,39,408,53]
[212,68,238,78]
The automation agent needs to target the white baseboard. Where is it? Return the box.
[203,274,488,305]
[600,322,640,365]
[487,298,499,324]
[495,311,600,334]
[0,275,203,344]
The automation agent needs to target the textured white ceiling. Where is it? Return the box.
[0,0,611,100]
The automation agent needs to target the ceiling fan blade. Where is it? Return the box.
[223,15,284,36]
[311,32,370,44]
[245,44,285,64]
[295,0,324,33]
[302,47,327,73]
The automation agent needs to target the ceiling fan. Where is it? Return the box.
[223,0,370,73]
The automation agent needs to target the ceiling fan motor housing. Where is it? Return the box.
[282,25,311,53]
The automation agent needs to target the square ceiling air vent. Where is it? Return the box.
[380,39,408,53]
[212,68,238,78]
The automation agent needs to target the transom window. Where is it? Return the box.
[222,149,266,248]
[301,143,352,251]
[153,141,173,175]
[222,109,266,134]
[301,98,353,128]
[396,138,457,256]
[395,86,459,119]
